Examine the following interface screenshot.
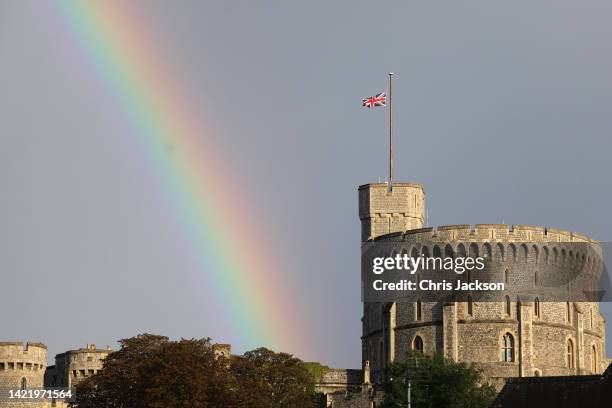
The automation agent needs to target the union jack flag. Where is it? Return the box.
[362,92,386,108]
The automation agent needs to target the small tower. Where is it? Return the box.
[47,343,112,388]
[0,341,47,391]
[358,182,425,242]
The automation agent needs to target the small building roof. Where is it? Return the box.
[491,363,612,408]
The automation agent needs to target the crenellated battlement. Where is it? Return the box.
[370,223,597,243]
[369,224,599,247]
[363,224,603,281]
[49,343,112,388]
[0,341,48,391]
[0,342,48,363]
[0,342,47,349]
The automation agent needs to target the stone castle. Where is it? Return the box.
[2,181,609,407]
[0,341,233,407]
[0,342,111,407]
[318,181,610,407]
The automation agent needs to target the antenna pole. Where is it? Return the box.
[388,72,394,190]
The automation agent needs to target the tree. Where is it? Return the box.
[75,334,240,408]
[303,361,331,382]
[75,334,319,408]
[231,347,318,408]
[382,351,496,408]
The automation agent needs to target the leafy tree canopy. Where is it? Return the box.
[75,334,319,408]
[303,361,331,382]
[232,347,319,408]
[382,351,496,408]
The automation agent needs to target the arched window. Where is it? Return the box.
[591,345,597,373]
[534,270,538,285]
[504,269,509,284]
[21,378,26,390]
[534,298,540,318]
[505,296,511,316]
[501,333,515,362]
[567,339,575,369]
[413,336,424,353]
[415,299,422,321]
[534,370,540,377]
[567,302,572,323]
[467,295,473,316]
[590,308,594,329]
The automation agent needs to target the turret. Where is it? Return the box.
[358,182,425,243]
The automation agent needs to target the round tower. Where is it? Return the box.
[0,342,47,390]
[0,341,47,407]
[51,344,111,387]
[361,224,607,389]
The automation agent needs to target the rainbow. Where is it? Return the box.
[53,0,309,356]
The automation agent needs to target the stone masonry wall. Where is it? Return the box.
[358,183,425,242]
[51,344,111,388]
[0,342,47,408]
[361,224,606,389]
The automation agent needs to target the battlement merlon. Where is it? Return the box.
[367,223,600,247]
[0,342,47,349]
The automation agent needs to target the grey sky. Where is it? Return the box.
[1,1,612,367]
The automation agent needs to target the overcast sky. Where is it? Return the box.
[2,1,612,367]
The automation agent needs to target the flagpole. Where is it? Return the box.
[388,72,394,190]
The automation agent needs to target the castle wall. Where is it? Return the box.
[358,183,425,242]
[49,344,111,388]
[0,342,47,407]
[361,224,607,389]
[0,342,47,389]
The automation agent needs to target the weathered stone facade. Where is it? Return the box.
[0,342,112,408]
[0,342,47,389]
[359,182,608,391]
[45,344,111,388]
[315,368,363,396]
[0,342,47,407]
[358,183,425,243]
